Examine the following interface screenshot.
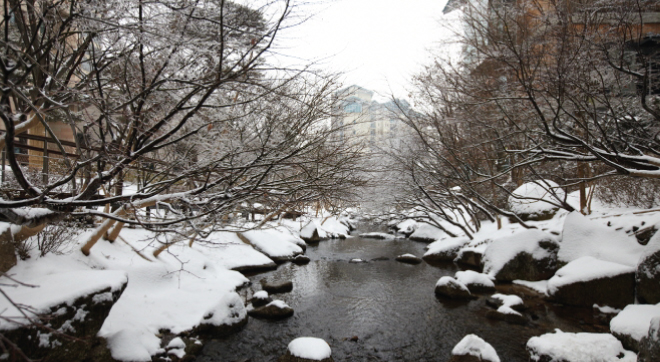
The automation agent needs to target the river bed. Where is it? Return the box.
[195,233,605,362]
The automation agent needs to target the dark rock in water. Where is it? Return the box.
[637,248,660,304]
[2,277,128,362]
[371,256,390,261]
[638,318,660,362]
[248,301,294,320]
[395,254,422,264]
[261,280,293,294]
[292,255,311,265]
[434,277,475,300]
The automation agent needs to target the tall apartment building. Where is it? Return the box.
[331,85,411,147]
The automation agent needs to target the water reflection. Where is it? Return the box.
[196,236,599,362]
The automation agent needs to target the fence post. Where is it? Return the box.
[42,140,48,185]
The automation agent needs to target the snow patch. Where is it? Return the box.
[526,329,636,362]
[287,337,332,360]
[451,334,500,362]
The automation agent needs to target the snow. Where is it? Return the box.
[266,300,290,309]
[547,256,635,295]
[482,229,558,278]
[395,219,417,234]
[455,270,495,289]
[253,290,269,299]
[424,237,470,258]
[409,222,446,241]
[242,228,303,259]
[194,231,275,270]
[167,337,186,349]
[610,303,660,343]
[0,256,127,331]
[593,305,621,314]
[559,212,656,266]
[508,180,564,215]
[300,217,349,239]
[199,292,247,327]
[455,238,492,260]
[359,232,395,239]
[436,276,470,293]
[287,337,332,360]
[491,293,523,316]
[526,329,637,362]
[398,253,418,259]
[451,334,500,362]
[514,280,548,295]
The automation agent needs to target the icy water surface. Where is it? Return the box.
[196,230,603,362]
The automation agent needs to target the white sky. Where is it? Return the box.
[270,0,459,102]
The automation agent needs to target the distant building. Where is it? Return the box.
[331,85,411,148]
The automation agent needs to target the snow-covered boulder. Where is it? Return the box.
[300,217,349,243]
[526,330,636,362]
[610,303,660,352]
[455,239,493,271]
[250,291,272,308]
[485,294,526,325]
[280,337,333,362]
[242,229,304,263]
[547,256,635,308]
[508,180,564,221]
[0,269,128,362]
[638,317,660,362]
[247,300,294,320]
[435,276,475,300]
[394,219,417,236]
[196,292,248,337]
[559,212,655,267]
[637,247,660,304]
[455,270,495,294]
[395,253,422,264]
[423,237,470,264]
[449,334,500,362]
[409,223,444,243]
[483,230,559,282]
[292,254,311,265]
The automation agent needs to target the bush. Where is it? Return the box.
[595,176,660,209]
[16,219,83,260]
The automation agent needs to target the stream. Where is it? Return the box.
[195,230,606,362]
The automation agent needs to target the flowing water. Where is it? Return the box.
[196,231,605,362]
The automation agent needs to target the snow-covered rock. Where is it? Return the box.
[483,230,559,282]
[449,334,500,362]
[281,337,333,362]
[485,294,526,325]
[250,290,272,308]
[409,223,445,243]
[242,229,304,263]
[247,300,294,319]
[394,219,417,236]
[547,256,635,308]
[508,180,564,221]
[559,212,656,267]
[455,270,495,293]
[300,217,349,243]
[455,238,493,271]
[395,253,422,264]
[195,292,247,337]
[526,330,636,362]
[423,237,470,263]
[435,276,475,300]
[610,303,660,352]
[359,232,395,239]
[638,317,660,362]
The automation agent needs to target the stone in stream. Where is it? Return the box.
[292,254,311,265]
[248,300,294,320]
[638,317,660,362]
[395,253,422,264]
[278,337,333,362]
[434,276,475,300]
[526,330,636,362]
[261,279,294,294]
[448,334,500,362]
[250,290,272,308]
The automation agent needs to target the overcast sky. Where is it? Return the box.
[270,0,459,102]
